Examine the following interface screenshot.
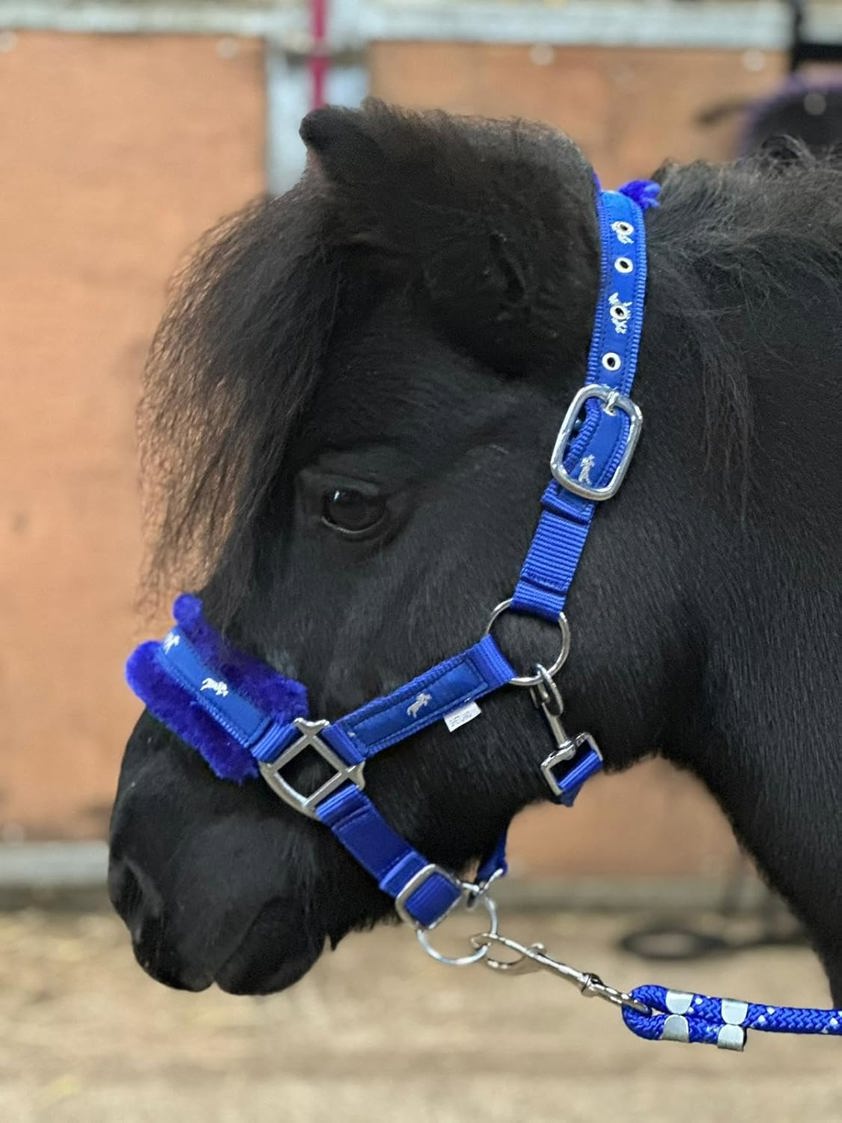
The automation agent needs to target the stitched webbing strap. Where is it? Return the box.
[154,627,272,747]
[252,635,516,767]
[151,625,514,769]
[512,188,650,622]
[317,785,463,928]
[149,622,516,928]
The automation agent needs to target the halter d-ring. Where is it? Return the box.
[484,599,572,687]
[416,890,499,968]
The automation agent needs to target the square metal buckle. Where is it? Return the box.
[550,383,642,501]
[394,863,464,930]
[541,733,602,799]
[258,717,365,819]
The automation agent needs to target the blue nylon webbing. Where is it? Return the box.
[317,785,462,928]
[552,747,604,806]
[156,628,272,746]
[250,635,516,767]
[154,627,514,770]
[511,189,650,622]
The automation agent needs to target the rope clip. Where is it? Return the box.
[469,931,651,1015]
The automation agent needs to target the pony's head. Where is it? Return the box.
[109,103,696,994]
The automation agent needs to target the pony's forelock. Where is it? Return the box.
[139,181,341,622]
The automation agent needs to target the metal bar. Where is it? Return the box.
[792,39,842,65]
[265,44,312,193]
[310,0,329,108]
[359,1,842,52]
[3,1,842,50]
[0,1,301,37]
[0,842,107,889]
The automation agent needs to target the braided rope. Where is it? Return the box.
[623,983,842,1050]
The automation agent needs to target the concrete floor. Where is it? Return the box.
[0,907,839,1122]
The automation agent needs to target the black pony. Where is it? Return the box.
[109,103,842,1000]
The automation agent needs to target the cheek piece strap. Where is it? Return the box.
[127,182,652,933]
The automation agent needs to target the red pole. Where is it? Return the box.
[310,0,328,109]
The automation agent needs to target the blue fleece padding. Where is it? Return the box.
[618,179,661,211]
[171,595,309,720]
[125,597,308,783]
[126,642,260,781]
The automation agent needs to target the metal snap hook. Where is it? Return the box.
[468,932,652,1014]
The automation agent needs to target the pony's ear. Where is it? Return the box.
[299,102,599,376]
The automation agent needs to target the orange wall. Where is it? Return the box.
[0,33,265,838]
[370,41,784,182]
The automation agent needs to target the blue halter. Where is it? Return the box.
[127,182,655,932]
[125,176,842,1052]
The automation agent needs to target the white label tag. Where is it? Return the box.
[443,701,482,733]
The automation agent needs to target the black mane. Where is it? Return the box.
[141,104,842,622]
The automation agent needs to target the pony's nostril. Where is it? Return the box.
[108,855,163,931]
[109,856,212,992]
[108,857,136,916]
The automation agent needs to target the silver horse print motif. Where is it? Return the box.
[608,292,633,335]
[200,678,230,697]
[407,692,433,718]
[610,219,635,245]
[578,455,596,486]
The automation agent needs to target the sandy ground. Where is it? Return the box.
[0,907,839,1123]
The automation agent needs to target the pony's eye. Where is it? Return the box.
[321,488,386,537]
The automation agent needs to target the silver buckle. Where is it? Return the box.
[258,717,365,820]
[541,733,602,799]
[550,383,642,501]
[394,863,464,930]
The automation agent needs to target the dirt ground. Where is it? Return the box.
[0,907,839,1123]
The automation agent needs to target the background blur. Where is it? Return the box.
[1,2,841,1120]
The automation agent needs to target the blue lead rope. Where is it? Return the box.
[622,984,842,1051]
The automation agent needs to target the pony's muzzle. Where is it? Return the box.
[108,854,213,992]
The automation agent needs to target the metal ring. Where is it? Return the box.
[601,351,622,372]
[484,599,572,688]
[416,894,498,968]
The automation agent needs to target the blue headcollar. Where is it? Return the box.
[127,181,658,938]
